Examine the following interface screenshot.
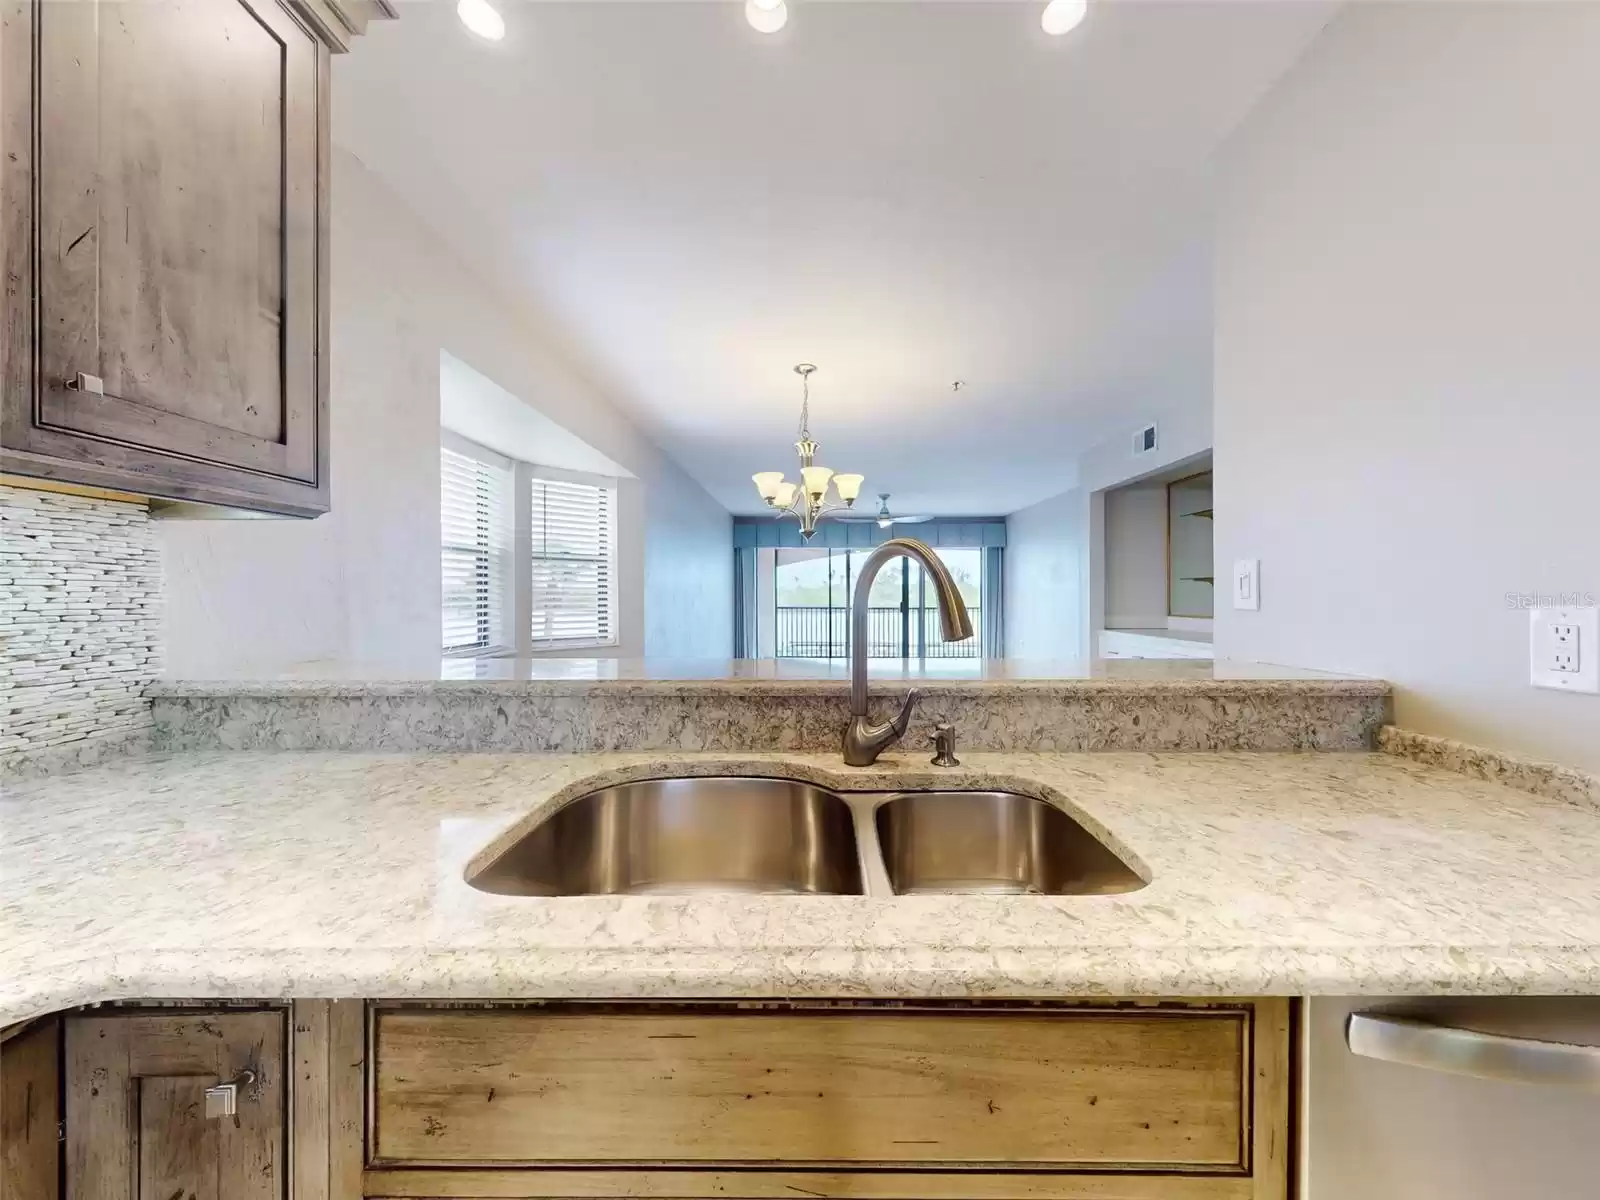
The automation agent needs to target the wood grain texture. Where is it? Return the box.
[137,1077,218,1200]
[285,0,396,50]
[360,1169,1258,1200]
[293,999,367,1200]
[286,0,352,51]
[63,1019,130,1200]
[36,0,314,475]
[1,1019,60,1200]
[98,0,285,442]
[0,474,147,505]
[294,1001,332,1200]
[313,30,332,504]
[1,0,334,515]
[0,0,38,427]
[66,1010,286,1200]
[372,1006,1248,1171]
[1246,999,1293,1200]
[35,0,99,398]
[329,1001,366,1200]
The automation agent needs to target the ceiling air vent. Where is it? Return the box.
[1132,423,1159,457]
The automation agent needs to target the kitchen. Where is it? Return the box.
[4,1,1599,1198]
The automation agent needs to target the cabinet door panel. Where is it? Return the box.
[33,0,319,484]
[1,1020,62,1200]
[137,1078,219,1200]
[65,1011,284,1200]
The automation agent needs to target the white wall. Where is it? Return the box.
[1006,394,1212,659]
[1004,486,1091,661]
[754,548,777,659]
[161,150,730,676]
[1103,483,1168,630]
[1213,0,1600,772]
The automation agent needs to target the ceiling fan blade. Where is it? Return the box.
[834,511,934,525]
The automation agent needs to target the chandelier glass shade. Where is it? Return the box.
[751,364,864,540]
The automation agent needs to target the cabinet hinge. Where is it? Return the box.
[57,1119,65,1144]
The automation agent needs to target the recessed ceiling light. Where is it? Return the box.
[745,0,788,35]
[1041,0,1088,37]
[457,0,505,41]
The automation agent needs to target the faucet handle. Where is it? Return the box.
[890,687,922,737]
[843,689,922,766]
[930,723,960,767]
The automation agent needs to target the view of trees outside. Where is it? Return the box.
[773,547,983,659]
[774,548,982,608]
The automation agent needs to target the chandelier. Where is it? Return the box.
[751,364,864,540]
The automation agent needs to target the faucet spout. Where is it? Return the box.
[841,537,976,766]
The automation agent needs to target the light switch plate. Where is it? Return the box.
[1530,607,1599,693]
[1232,559,1260,611]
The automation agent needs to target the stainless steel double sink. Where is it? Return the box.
[467,776,1145,898]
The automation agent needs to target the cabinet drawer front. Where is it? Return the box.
[371,1006,1250,1172]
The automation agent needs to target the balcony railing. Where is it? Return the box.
[775,605,982,659]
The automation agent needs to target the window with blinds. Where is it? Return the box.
[529,474,616,648]
[440,445,512,653]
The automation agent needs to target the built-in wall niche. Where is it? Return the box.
[1168,470,1214,619]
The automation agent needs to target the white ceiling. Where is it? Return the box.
[334,0,1336,515]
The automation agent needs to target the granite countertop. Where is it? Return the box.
[150,655,1375,692]
[5,747,1599,1024]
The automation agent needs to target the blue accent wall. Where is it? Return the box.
[733,516,1006,549]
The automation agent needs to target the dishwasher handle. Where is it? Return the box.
[1347,1011,1600,1090]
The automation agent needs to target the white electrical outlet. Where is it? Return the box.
[1550,624,1580,672]
[1530,607,1599,693]
[1232,559,1260,611]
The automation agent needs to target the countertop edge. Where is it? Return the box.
[148,677,1392,699]
[11,943,1600,1028]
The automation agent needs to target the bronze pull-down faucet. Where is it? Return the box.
[841,538,975,766]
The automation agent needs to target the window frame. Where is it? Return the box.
[519,462,620,653]
[441,436,622,658]
[439,431,515,657]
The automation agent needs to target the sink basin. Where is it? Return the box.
[874,791,1145,896]
[468,777,863,896]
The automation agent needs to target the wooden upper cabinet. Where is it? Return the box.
[0,0,391,516]
[39,0,321,494]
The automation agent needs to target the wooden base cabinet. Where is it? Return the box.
[1,1019,61,1200]
[361,1000,1294,1200]
[1,1002,356,1200]
[66,1010,287,1200]
[4,999,1293,1200]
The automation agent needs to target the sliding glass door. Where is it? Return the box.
[772,546,982,660]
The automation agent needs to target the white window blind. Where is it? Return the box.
[529,474,616,648]
[441,445,512,653]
